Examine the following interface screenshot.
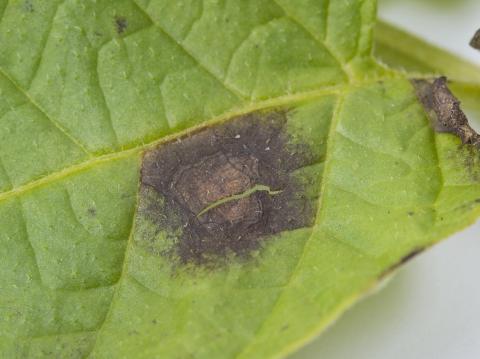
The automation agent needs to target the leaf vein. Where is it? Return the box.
[270,0,349,80]
[18,199,43,284]
[85,181,141,357]
[94,49,120,149]
[234,92,346,358]
[131,0,246,100]
[0,85,343,203]
[0,66,92,156]
[26,1,63,89]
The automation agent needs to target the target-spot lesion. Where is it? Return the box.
[138,110,319,266]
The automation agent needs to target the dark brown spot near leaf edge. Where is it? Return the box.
[412,77,480,147]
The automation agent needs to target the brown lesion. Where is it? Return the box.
[173,152,260,223]
[173,152,263,229]
[412,77,480,147]
[470,29,480,50]
[138,110,317,266]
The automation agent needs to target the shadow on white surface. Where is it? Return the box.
[290,222,480,359]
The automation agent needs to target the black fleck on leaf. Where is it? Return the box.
[115,16,128,34]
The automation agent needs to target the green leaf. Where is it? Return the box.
[374,21,480,123]
[0,1,479,358]
[374,21,480,82]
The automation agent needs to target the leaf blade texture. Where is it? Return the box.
[0,1,479,358]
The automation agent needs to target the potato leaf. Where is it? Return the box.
[0,1,479,358]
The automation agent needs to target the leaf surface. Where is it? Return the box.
[374,20,480,122]
[0,1,479,358]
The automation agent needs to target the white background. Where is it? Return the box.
[292,1,480,358]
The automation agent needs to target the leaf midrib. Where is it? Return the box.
[0,0,390,203]
[0,84,350,203]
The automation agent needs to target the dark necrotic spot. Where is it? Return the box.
[115,16,128,34]
[139,111,316,266]
[412,77,480,147]
[173,152,263,228]
[470,29,480,50]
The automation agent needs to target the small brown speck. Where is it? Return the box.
[115,16,128,35]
